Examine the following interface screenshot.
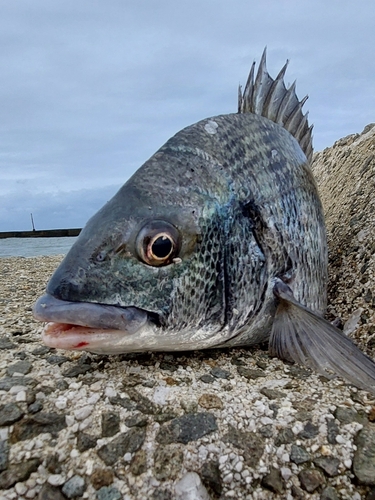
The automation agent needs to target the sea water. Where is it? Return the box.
[0,237,78,258]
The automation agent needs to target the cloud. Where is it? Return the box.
[0,0,374,230]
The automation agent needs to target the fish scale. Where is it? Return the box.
[33,49,375,394]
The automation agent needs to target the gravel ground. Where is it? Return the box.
[1,255,375,500]
[1,125,375,500]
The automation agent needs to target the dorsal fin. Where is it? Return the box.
[238,48,313,163]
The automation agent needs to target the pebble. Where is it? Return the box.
[96,486,122,500]
[198,394,223,409]
[156,412,218,445]
[90,468,114,489]
[175,472,210,500]
[154,445,183,480]
[298,468,325,492]
[7,360,32,375]
[0,402,24,426]
[353,424,375,484]
[210,368,230,379]
[62,474,86,498]
[97,427,146,465]
[74,405,93,421]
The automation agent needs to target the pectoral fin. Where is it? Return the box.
[270,279,375,394]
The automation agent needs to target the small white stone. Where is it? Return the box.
[74,405,93,421]
[260,417,274,425]
[48,474,65,486]
[9,385,27,394]
[335,435,346,444]
[90,381,102,391]
[219,454,228,464]
[223,473,233,484]
[241,469,250,478]
[15,482,28,495]
[280,467,292,481]
[124,453,132,462]
[87,393,100,405]
[69,382,82,390]
[65,415,75,427]
[26,489,36,498]
[344,459,352,469]
[86,460,94,475]
[15,390,27,402]
[55,397,67,410]
[70,449,80,458]
[175,472,210,500]
[235,461,243,473]
[105,386,117,398]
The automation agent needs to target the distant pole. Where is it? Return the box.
[30,213,36,231]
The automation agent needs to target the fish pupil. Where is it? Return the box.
[152,236,173,259]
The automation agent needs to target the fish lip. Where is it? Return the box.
[33,293,151,334]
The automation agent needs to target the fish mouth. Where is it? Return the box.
[33,294,151,353]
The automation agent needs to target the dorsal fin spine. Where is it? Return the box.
[238,50,313,163]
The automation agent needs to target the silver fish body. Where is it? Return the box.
[34,50,375,394]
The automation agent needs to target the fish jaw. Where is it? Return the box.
[33,294,156,354]
[41,322,144,354]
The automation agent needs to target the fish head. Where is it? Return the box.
[34,145,230,353]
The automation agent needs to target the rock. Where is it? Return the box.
[261,467,284,494]
[0,440,9,472]
[77,432,97,452]
[32,346,52,356]
[290,444,310,464]
[91,468,114,490]
[101,412,120,437]
[108,395,136,410]
[260,388,286,399]
[6,360,32,375]
[314,456,340,477]
[124,413,148,428]
[156,412,217,445]
[46,355,70,365]
[298,468,325,493]
[0,337,16,349]
[223,424,265,468]
[97,427,146,466]
[353,424,375,484]
[28,400,44,414]
[259,425,273,438]
[201,460,222,497]
[151,489,172,500]
[275,427,295,446]
[334,406,366,425]
[10,412,67,442]
[62,475,86,498]
[46,453,62,474]
[326,419,340,444]
[160,361,178,372]
[0,376,35,390]
[96,486,122,500]
[62,364,92,377]
[199,375,215,384]
[175,472,210,500]
[37,483,67,500]
[237,366,265,379]
[299,421,319,439]
[210,367,230,379]
[130,449,147,476]
[198,394,223,410]
[154,445,183,480]
[0,457,40,489]
[0,402,24,426]
[320,485,339,500]
[126,388,158,414]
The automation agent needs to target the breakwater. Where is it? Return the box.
[0,228,81,239]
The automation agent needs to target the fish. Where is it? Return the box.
[33,49,375,394]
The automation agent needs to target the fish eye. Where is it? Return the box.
[136,221,180,267]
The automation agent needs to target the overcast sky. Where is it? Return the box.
[1,1,374,231]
